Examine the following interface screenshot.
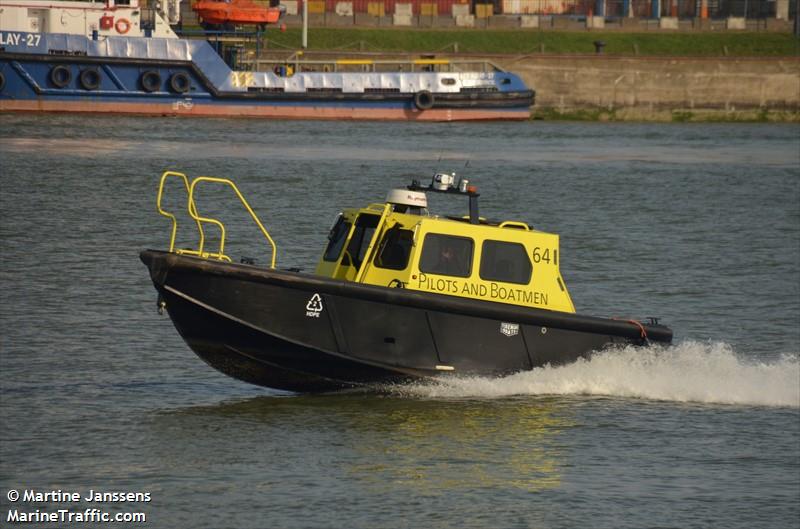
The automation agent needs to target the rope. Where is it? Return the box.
[614,318,649,343]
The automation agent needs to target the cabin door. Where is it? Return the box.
[334,214,380,282]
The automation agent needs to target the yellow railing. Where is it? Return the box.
[499,221,531,231]
[156,171,277,268]
[157,171,208,256]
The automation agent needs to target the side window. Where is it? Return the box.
[345,214,380,269]
[323,216,351,262]
[419,233,473,277]
[374,228,414,271]
[480,240,532,284]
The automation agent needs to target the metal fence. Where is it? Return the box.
[493,0,780,17]
[291,0,785,18]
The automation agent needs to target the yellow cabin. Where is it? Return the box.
[316,174,575,313]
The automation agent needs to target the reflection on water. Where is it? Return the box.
[160,395,572,494]
[348,398,569,492]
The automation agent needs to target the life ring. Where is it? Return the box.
[79,68,101,90]
[413,90,434,111]
[49,65,72,88]
[140,70,161,93]
[169,72,190,94]
[115,18,131,34]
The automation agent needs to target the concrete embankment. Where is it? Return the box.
[491,55,800,121]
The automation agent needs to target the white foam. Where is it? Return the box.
[389,341,800,408]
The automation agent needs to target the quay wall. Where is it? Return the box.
[491,55,800,119]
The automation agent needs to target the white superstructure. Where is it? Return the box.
[0,0,179,39]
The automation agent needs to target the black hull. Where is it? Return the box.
[141,250,673,392]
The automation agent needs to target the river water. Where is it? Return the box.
[0,115,798,528]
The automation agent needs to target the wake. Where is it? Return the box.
[391,341,800,408]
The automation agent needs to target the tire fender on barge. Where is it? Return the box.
[414,90,435,110]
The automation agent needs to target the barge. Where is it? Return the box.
[0,0,534,121]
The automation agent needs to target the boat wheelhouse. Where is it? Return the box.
[315,175,575,314]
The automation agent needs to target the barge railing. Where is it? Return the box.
[248,57,506,74]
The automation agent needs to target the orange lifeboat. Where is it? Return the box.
[192,0,283,26]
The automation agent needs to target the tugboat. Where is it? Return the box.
[141,171,673,392]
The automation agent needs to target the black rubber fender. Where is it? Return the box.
[0,71,5,92]
[79,68,101,90]
[413,90,435,110]
[140,70,161,93]
[50,65,72,88]
[169,72,191,94]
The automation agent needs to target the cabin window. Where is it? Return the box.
[323,216,351,262]
[374,227,414,271]
[479,240,532,285]
[419,233,473,278]
[344,214,380,269]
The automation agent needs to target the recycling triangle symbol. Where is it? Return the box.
[306,293,324,312]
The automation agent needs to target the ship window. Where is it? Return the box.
[345,214,380,269]
[419,233,473,278]
[480,240,532,285]
[374,227,414,271]
[323,216,351,262]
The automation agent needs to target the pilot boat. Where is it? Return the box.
[141,171,673,392]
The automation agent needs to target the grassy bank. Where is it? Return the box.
[262,28,800,56]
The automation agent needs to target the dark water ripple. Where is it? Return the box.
[0,115,798,529]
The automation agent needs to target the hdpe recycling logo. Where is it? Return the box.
[305,294,324,318]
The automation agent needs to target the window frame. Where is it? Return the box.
[418,233,474,278]
[373,227,415,271]
[344,214,380,269]
[478,239,532,285]
[322,215,352,262]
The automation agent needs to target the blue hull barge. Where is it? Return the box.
[0,0,534,121]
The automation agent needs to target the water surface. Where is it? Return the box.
[1,115,798,528]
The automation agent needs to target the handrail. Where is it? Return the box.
[499,221,531,231]
[156,171,206,253]
[249,57,503,74]
[188,176,277,269]
[412,59,451,65]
